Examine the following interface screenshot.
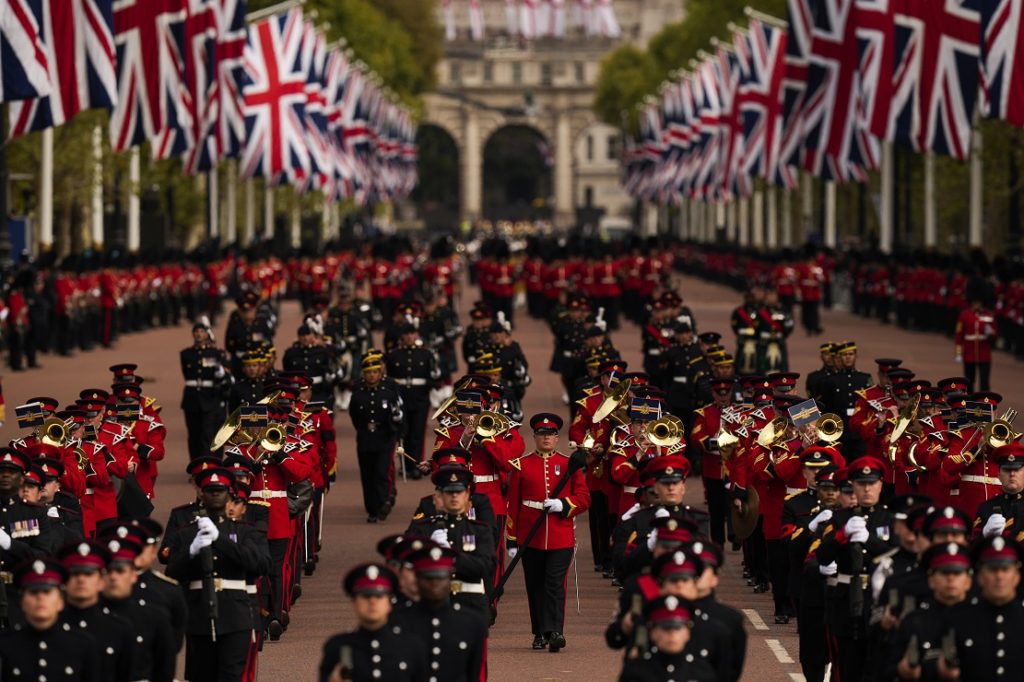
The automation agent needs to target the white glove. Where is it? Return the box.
[47,507,59,519]
[507,546,518,560]
[430,529,451,549]
[983,513,1007,538]
[197,517,220,542]
[189,533,214,557]
[954,354,963,364]
[647,529,658,552]
[0,528,10,551]
[819,561,838,576]
[621,503,642,521]
[809,509,833,534]
[654,507,671,519]
[543,499,564,514]
[844,516,869,543]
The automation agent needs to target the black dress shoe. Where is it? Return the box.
[531,635,547,650]
[406,469,422,480]
[547,632,566,652]
[268,619,284,641]
[753,582,770,594]
[775,614,790,625]
[378,502,393,520]
[366,515,379,523]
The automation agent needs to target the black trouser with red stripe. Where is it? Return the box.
[356,444,395,516]
[522,547,573,637]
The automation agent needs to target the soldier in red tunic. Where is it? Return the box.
[954,294,999,392]
[505,413,590,652]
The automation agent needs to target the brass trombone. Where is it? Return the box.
[646,416,683,448]
[476,411,511,439]
[815,413,844,444]
[984,408,1019,449]
[38,417,68,448]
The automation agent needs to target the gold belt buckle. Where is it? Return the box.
[214,578,223,592]
[450,580,463,595]
[0,572,12,585]
[860,575,869,589]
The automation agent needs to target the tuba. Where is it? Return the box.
[476,411,511,439]
[646,416,683,448]
[39,417,68,448]
[594,378,633,422]
[815,413,844,444]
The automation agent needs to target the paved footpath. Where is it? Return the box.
[1,271,1021,681]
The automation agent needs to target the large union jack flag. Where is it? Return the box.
[8,0,116,137]
[324,49,356,201]
[299,20,330,193]
[775,0,813,188]
[239,7,309,186]
[0,0,50,102]
[885,0,981,160]
[109,0,188,152]
[801,0,878,182]
[736,18,787,187]
[980,0,1024,128]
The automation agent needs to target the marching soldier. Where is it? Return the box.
[349,350,404,522]
[462,303,494,366]
[386,321,440,478]
[973,442,1024,538]
[421,288,463,406]
[228,350,268,410]
[318,564,428,682]
[617,595,717,682]
[805,342,836,403]
[731,289,762,376]
[954,293,999,392]
[283,323,336,405]
[166,467,271,682]
[690,378,740,546]
[393,544,487,682]
[0,559,101,680]
[180,318,230,459]
[325,286,372,411]
[757,288,794,373]
[818,341,873,445]
[406,466,496,624]
[505,413,589,651]
[796,254,825,335]
[224,292,275,376]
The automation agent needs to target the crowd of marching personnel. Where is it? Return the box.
[0,232,1022,682]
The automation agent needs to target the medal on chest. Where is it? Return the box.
[462,534,476,552]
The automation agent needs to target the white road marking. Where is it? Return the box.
[743,608,769,631]
[766,639,794,664]
[789,674,806,682]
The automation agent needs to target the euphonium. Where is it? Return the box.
[476,411,510,439]
[815,413,844,444]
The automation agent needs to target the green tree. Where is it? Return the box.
[593,46,659,133]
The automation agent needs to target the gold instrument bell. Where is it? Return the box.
[476,411,510,439]
[211,408,242,451]
[594,378,633,422]
[815,413,844,444]
[647,415,683,447]
[756,415,790,448]
[39,417,68,448]
[259,425,286,452]
[985,408,1020,449]
[731,487,760,541]
[715,426,740,459]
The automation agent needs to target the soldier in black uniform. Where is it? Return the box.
[973,442,1024,538]
[0,448,56,626]
[461,303,493,366]
[283,324,336,405]
[617,595,717,682]
[386,323,440,478]
[349,349,405,522]
[228,350,266,410]
[492,319,530,403]
[663,321,701,430]
[325,285,372,411]
[406,466,496,625]
[318,563,428,682]
[691,540,747,682]
[421,288,463,398]
[158,456,218,564]
[815,456,896,682]
[99,535,177,682]
[37,457,84,545]
[412,448,497,534]
[56,540,136,681]
[805,342,836,402]
[224,291,275,376]
[0,559,101,680]
[554,296,590,404]
[180,319,230,459]
[818,341,872,444]
[393,544,486,682]
[166,467,271,682]
[122,518,187,652]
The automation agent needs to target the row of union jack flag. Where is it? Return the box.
[0,0,417,204]
[621,0,1024,204]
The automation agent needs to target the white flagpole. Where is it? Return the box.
[738,196,749,246]
[128,147,140,252]
[505,0,519,35]
[781,185,792,247]
[880,141,893,253]
[290,197,301,248]
[244,177,255,245]
[969,123,983,247]
[92,125,104,249]
[207,168,219,241]
[824,180,836,248]
[39,127,54,251]
[264,183,274,239]
[469,0,484,40]
[225,161,238,244]
[753,188,765,248]
[552,0,566,37]
[924,151,936,248]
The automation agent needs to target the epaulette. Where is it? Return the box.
[151,571,179,586]
[508,457,521,471]
[784,490,802,501]
[693,406,706,418]
[434,426,450,440]
[412,511,425,521]
[249,499,270,508]
[688,356,704,366]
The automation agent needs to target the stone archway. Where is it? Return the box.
[482,124,553,222]
[412,124,461,231]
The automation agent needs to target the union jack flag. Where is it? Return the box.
[853,0,896,141]
[736,18,787,186]
[8,0,116,137]
[239,7,309,187]
[980,0,1024,128]
[0,0,50,102]
[885,0,981,161]
[714,41,743,200]
[324,49,356,201]
[776,0,813,188]
[690,57,722,201]
[299,21,330,193]
[109,0,188,151]
[801,0,878,182]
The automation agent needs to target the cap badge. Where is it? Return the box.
[861,466,871,475]
[77,543,89,556]
[430,547,442,560]
[32,560,45,574]
[116,526,128,539]
[665,595,679,609]
[994,537,1006,550]
[366,565,380,580]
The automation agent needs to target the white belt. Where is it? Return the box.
[562,351,574,358]
[451,580,486,595]
[311,376,325,384]
[786,487,803,495]
[185,380,216,388]
[84,488,94,495]
[963,335,987,341]
[523,500,545,510]
[646,348,662,356]
[397,378,428,386]
[246,585,257,595]
[834,574,853,584]
[672,377,688,384]
[960,474,1001,486]
[251,490,288,499]
[623,486,638,494]
[188,579,248,592]
[474,475,499,483]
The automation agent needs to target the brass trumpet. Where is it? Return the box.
[38,417,68,448]
[259,425,286,452]
[815,413,844,444]
[646,416,683,448]
[476,411,511,439]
